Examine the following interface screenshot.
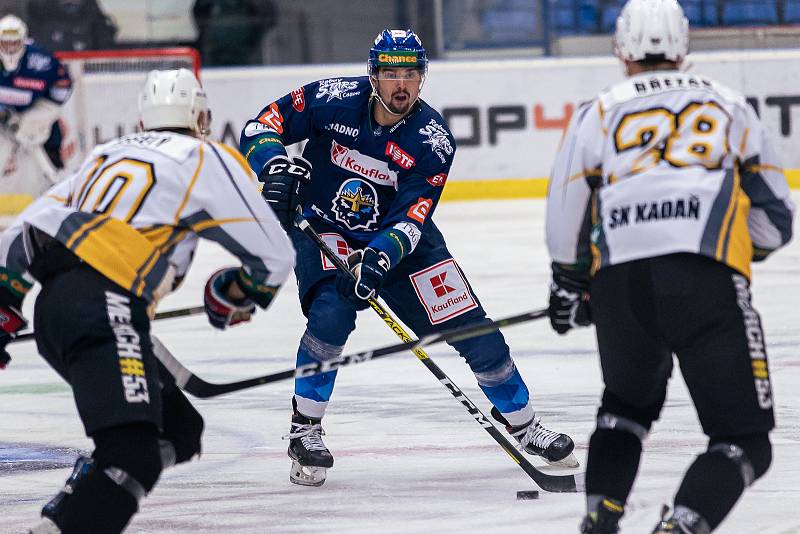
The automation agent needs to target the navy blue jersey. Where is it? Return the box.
[240,76,456,267]
[0,43,71,113]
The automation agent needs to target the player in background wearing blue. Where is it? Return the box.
[241,29,578,487]
[0,14,71,182]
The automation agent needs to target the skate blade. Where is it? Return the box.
[28,517,61,534]
[544,452,580,469]
[289,461,327,487]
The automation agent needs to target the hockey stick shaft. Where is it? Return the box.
[153,306,549,397]
[12,305,206,344]
[297,216,582,493]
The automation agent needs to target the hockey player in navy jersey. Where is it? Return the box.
[0,14,71,181]
[240,28,578,487]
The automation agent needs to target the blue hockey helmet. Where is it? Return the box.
[368,29,428,76]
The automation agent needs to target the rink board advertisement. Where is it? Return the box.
[4,50,800,213]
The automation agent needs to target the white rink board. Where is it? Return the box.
[58,50,800,183]
[1,196,799,533]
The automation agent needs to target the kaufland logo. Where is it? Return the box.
[330,140,397,187]
[410,259,478,325]
[430,293,471,313]
[429,272,455,298]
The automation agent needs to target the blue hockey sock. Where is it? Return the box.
[478,365,530,417]
[293,331,339,409]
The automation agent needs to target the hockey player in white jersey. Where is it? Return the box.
[0,68,294,533]
[544,1,794,533]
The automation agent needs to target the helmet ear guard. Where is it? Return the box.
[138,68,210,136]
[614,0,689,64]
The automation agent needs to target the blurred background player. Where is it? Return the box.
[0,14,71,187]
[544,0,794,532]
[0,68,294,533]
[240,28,578,487]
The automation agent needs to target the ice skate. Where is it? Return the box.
[491,407,579,467]
[579,497,624,534]
[284,411,334,487]
[651,505,710,534]
[28,456,95,533]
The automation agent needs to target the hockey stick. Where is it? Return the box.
[11,305,206,344]
[297,216,584,493]
[150,306,549,398]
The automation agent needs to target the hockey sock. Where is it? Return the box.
[586,428,642,502]
[477,363,531,423]
[54,467,139,534]
[294,330,340,406]
[674,434,771,530]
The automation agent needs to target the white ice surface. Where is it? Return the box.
[1,198,799,534]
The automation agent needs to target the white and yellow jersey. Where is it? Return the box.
[546,70,795,279]
[0,131,294,303]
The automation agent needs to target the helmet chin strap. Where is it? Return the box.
[369,76,425,119]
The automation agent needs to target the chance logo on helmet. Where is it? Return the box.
[368,29,428,76]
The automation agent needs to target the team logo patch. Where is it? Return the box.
[407,197,433,224]
[427,173,447,187]
[410,259,478,325]
[332,178,380,230]
[291,87,305,112]
[257,103,284,134]
[316,78,359,103]
[26,53,51,71]
[419,119,453,164]
[385,141,415,169]
[319,233,351,270]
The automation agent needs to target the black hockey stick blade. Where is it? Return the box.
[11,305,206,344]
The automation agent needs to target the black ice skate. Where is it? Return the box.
[491,407,579,467]
[651,505,711,534]
[580,497,624,534]
[284,410,334,487]
[29,456,95,534]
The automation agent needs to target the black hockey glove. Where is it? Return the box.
[259,155,312,231]
[548,263,592,335]
[335,248,390,311]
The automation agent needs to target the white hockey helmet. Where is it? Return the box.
[138,68,210,135]
[614,0,689,63]
[0,15,27,71]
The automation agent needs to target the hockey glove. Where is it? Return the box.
[335,248,390,310]
[259,155,312,230]
[548,263,592,335]
[0,304,26,369]
[203,268,257,330]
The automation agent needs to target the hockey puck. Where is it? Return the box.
[516,490,540,500]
